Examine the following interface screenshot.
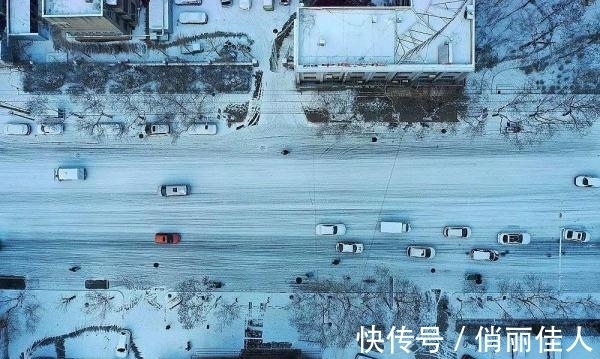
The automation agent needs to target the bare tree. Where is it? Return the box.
[214,298,241,325]
[171,278,215,330]
[57,295,77,312]
[288,268,431,349]
[0,291,41,339]
[83,292,118,320]
[456,274,600,320]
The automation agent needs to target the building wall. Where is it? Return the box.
[43,0,139,37]
[296,70,467,85]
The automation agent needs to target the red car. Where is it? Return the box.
[155,233,181,244]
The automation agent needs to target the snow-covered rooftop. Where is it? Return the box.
[43,0,103,16]
[296,1,475,70]
[9,0,32,34]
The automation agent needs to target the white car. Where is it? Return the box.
[159,185,190,197]
[37,123,64,135]
[316,224,346,236]
[144,123,170,135]
[443,226,471,238]
[406,246,435,259]
[574,175,599,188]
[115,329,131,358]
[497,232,531,245]
[5,123,31,135]
[239,0,251,10]
[188,122,217,135]
[470,249,499,261]
[561,228,590,243]
[336,242,363,254]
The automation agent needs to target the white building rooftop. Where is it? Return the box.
[43,0,103,16]
[9,0,32,34]
[295,1,475,72]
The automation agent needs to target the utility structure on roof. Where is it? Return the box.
[293,0,475,87]
[41,0,140,40]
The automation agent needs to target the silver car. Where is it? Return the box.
[316,224,346,236]
[498,232,531,245]
[37,123,64,135]
[336,242,363,254]
[5,123,31,135]
[561,228,590,243]
[159,185,190,197]
[406,246,435,259]
[470,249,499,261]
[574,175,599,188]
[443,226,471,238]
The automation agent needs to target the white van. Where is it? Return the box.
[263,0,273,10]
[178,12,208,24]
[175,0,201,4]
[54,167,87,181]
[380,221,411,233]
[188,122,217,135]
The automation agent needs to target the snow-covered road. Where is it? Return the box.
[0,123,599,293]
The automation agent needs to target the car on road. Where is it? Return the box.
[144,123,170,135]
[37,123,64,135]
[336,242,363,254]
[574,175,599,188]
[159,185,190,197]
[406,246,435,259]
[561,228,590,243]
[115,329,131,358]
[54,167,87,181]
[497,232,531,245]
[239,0,251,10]
[380,221,411,233]
[470,249,499,261]
[5,123,31,135]
[316,224,346,236]
[443,226,471,238]
[155,233,181,244]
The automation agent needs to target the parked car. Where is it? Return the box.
[470,249,499,261]
[316,224,346,236]
[178,12,208,24]
[5,123,31,135]
[574,175,599,188]
[497,232,531,245]
[239,0,251,10]
[84,279,109,289]
[188,122,217,135]
[443,226,471,238]
[144,123,170,135]
[406,246,435,259]
[336,242,363,254]
[155,233,181,244]
[221,0,232,6]
[561,228,590,243]
[159,185,190,197]
[37,123,64,135]
[115,330,131,358]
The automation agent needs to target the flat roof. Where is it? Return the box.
[43,0,103,16]
[296,1,474,70]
